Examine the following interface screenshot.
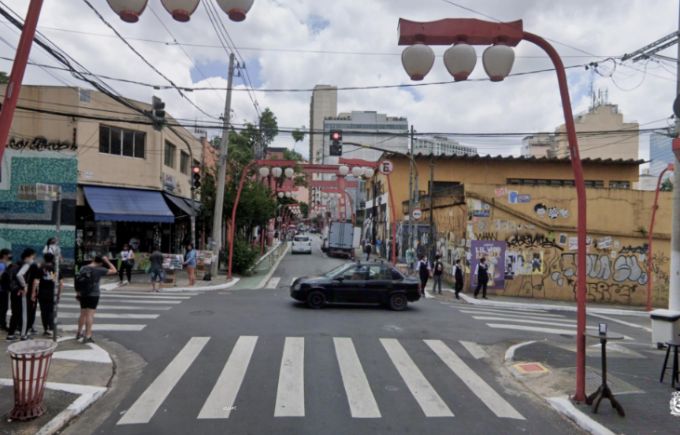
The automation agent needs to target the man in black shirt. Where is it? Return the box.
[32,253,62,336]
[432,254,444,295]
[474,257,490,299]
[0,249,11,331]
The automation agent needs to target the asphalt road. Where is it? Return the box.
[82,237,590,435]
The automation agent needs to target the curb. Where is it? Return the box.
[459,293,650,318]
[546,396,615,435]
[103,277,241,293]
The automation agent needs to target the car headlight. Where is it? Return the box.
[293,282,301,291]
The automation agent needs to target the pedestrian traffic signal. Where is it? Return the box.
[329,130,342,156]
[151,96,166,130]
[192,166,201,190]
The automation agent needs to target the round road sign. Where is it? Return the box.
[412,208,422,220]
[379,160,394,175]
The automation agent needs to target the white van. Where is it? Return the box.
[292,235,312,254]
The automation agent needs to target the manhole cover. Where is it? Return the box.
[189,310,214,316]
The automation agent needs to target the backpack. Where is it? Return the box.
[75,267,95,296]
[3,263,20,293]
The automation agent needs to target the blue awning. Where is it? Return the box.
[83,186,175,223]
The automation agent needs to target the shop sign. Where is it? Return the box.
[8,136,77,152]
[163,174,177,193]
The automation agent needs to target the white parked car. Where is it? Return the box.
[292,235,312,254]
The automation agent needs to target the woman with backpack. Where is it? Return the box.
[75,256,116,343]
[32,253,62,336]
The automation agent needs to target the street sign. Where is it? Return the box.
[379,160,393,175]
[412,208,422,220]
[17,183,61,201]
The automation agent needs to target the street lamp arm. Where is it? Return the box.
[647,164,675,310]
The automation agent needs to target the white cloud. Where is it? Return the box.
[1,0,677,159]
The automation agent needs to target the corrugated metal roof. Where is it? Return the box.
[408,153,644,165]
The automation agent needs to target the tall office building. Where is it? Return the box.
[322,111,409,163]
[413,136,477,156]
[649,131,675,177]
[309,85,337,163]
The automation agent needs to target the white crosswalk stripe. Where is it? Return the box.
[459,309,567,320]
[118,337,210,425]
[275,337,305,417]
[334,337,381,418]
[266,277,281,289]
[380,338,453,417]
[198,336,258,419]
[118,336,533,424]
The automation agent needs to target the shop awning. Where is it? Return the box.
[83,186,175,223]
[163,193,196,217]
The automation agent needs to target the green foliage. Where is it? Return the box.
[258,108,279,148]
[299,201,309,218]
[292,128,305,143]
[283,148,304,161]
[661,177,674,192]
[232,239,259,274]
[199,168,217,234]
[0,72,8,84]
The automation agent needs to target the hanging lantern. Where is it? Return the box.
[284,167,295,178]
[401,43,435,81]
[285,192,292,198]
[216,0,254,22]
[271,167,283,178]
[338,165,350,176]
[258,167,270,177]
[443,43,477,81]
[277,192,284,198]
[363,167,375,178]
[106,0,148,23]
[351,166,363,177]
[160,0,200,22]
[482,44,515,82]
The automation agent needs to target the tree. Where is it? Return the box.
[299,201,309,218]
[661,177,674,192]
[258,108,278,150]
[0,72,8,84]
[292,128,305,143]
[283,148,304,161]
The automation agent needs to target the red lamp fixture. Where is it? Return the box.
[161,0,200,22]
[106,0,148,23]
[106,0,254,23]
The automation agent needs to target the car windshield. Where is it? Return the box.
[324,263,354,278]
[294,236,309,242]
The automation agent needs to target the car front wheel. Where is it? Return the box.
[306,290,326,309]
[388,293,408,311]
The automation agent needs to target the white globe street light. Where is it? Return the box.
[106,0,147,23]
[338,165,350,176]
[277,192,284,198]
[258,167,270,178]
[160,0,199,22]
[364,167,375,178]
[216,0,254,22]
[271,167,283,178]
[284,167,295,178]
[401,43,435,81]
[482,44,515,82]
[285,192,292,198]
[443,43,477,81]
[351,166,363,177]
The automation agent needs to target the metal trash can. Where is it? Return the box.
[7,339,58,420]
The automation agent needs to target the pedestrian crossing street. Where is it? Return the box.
[445,302,604,337]
[53,290,201,333]
[117,335,525,425]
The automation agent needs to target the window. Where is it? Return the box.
[584,180,605,188]
[180,151,190,175]
[609,180,631,190]
[164,141,176,168]
[99,125,145,158]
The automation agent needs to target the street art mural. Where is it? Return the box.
[470,240,506,290]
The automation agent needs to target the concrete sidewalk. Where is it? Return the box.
[0,336,113,435]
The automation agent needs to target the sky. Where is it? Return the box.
[1,0,678,161]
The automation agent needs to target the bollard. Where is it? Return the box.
[7,339,58,420]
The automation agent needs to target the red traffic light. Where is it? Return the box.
[330,130,342,142]
[192,166,201,174]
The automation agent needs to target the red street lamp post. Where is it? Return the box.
[398,18,589,402]
[647,163,675,311]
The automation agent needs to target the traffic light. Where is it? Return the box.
[192,166,201,190]
[329,130,342,156]
[151,96,166,130]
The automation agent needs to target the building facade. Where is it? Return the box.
[323,111,408,163]
[0,85,203,267]
[413,136,477,157]
[309,85,337,164]
[649,131,676,177]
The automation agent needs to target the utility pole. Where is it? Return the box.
[408,126,415,257]
[670,1,680,312]
[211,53,235,277]
[429,141,435,260]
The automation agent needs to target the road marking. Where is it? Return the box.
[106,291,201,297]
[425,339,525,420]
[459,341,489,359]
[58,304,171,311]
[198,336,258,419]
[588,313,652,332]
[380,338,453,417]
[55,312,159,319]
[458,309,565,319]
[266,277,281,289]
[118,337,210,425]
[60,324,146,332]
[471,316,585,328]
[100,294,191,300]
[486,324,597,335]
[93,299,182,305]
[333,337,381,418]
[275,337,305,417]
[457,305,561,314]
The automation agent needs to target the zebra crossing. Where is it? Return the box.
[117,335,525,425]
[51,290,200,333]
[450,304,601,336]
